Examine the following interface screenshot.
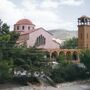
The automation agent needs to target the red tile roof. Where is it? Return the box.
[16,19,34,25]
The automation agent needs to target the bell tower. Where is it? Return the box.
[78,16,90,49]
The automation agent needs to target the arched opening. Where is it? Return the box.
[51,51,58,59]
[44,51,50,58]
[22,26,25,30]
[66,51,72,61]
[58,51,65,61]
[28,26,30,30]
[34,35,46,47]
[72,51,78,61]
[17,26,19,30]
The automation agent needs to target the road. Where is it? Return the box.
[1,80,90,90]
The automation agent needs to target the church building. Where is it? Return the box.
[14,19,60,49]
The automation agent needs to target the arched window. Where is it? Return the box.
[87,33,88,39]
[17,26,19,30]
[34,35,46,47]
[28,26,30,30]
[81,33,82,39]
[72,51,78,61]
[43,37,46,44]
[22,26,24,30]
[51,51,58,58]
[87,44,88,48]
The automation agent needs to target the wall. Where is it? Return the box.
[78,25,90,49]
[27,28,60,49]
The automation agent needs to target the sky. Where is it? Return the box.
[0,0,89,31]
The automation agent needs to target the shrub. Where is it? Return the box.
[0,60,11,83]
[51,63,88,83]
[13,75,29,85]
[80,49,90,74]
[13,76,40,85]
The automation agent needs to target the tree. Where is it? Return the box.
[61,37,78,49]
[1,23,9,34]
[0,19,3,35]
[0,19,52,84]
[0,19,19,60]
[51,63,87,83]
[80,49,90,73]
[10,47,51,72]
[0,60,12,83]
[0,19,19,49]
[57,52,66,63]
[0,20,19,83]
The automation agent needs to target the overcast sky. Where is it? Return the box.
[0,0,89,30]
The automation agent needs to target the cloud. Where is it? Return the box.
[59,0,84,6]
[20,0,63,29]
[0,0,24,30]
[40,0,59,9]
[0,0,80,30]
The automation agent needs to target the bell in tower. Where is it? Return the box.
[78,16,90,49]
[78,16,90,25]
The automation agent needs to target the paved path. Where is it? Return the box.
[39,84,90,90]
[1,80,90,90]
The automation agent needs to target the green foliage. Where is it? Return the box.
[0,20,71,84]
[1,23,9,34]
[80,49,90,73]
[8,31,19,47]
[0,60,11,83]
[66,53,72,61]
[57,53,65,63]
[57,52,72,63]
[0,19,19,49]
[11,47,50,73]
[61,37,78,49]
[0,20,20,83]
[51,63,88,83]
[0,20,9,35]
[13,76,40,85]
[0,19,89,85]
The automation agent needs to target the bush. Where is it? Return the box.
[0,60,11,83]
[50,63,88,83]
[80,49,90,74]
[63,64,87,81]
[13,75,29,85]
[13,76,40,85]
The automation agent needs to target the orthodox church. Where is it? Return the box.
[14,19,60,49]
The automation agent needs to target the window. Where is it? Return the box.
[22,26,24,30]
[43,37,46,44]
[28,26,30,30]
[17,26,19,30]
[87,33,88,39]
[87,44,88,48]
[80,33,82,39]
[34,35,46,47]
[32,27,34,29]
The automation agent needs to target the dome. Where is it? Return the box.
[16,19,33,25]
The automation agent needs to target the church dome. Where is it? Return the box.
[16,19,33,25]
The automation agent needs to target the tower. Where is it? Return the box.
[78,16,90,49]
